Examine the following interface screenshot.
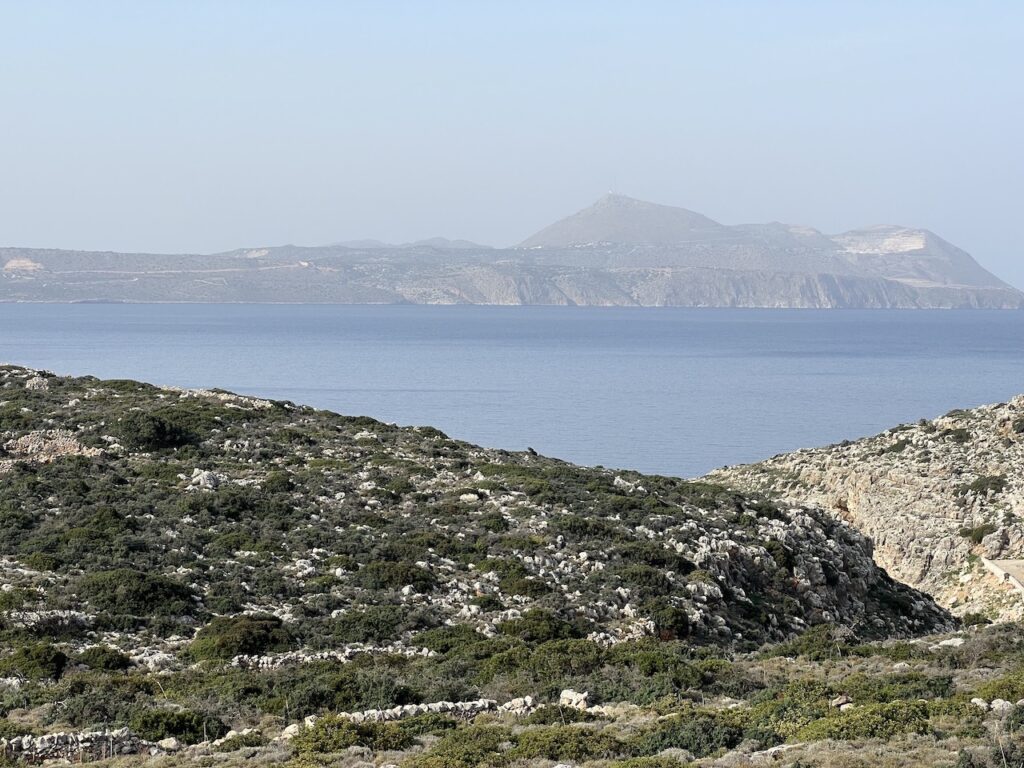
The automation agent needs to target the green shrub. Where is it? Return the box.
[293,715,412,753]
[497,609,585,643]
[470,594,504,612]
[385,477,416,496]
[188,614,292,661]
[50,673,155,729]
[956,475,1007,497]
[476,638,605,687]
[630,711,743,758]
[744,678,832,737]
[477,512,509,532]
[77,645,131,671]
[849,641,934,663]
[21,552,59,572]
[611,759,689,768]
[879,438,910,455]
[976,669,1024,702]
[178,485,291,525]
[331,605,436,644]
[117,410,197,451]
[212,730,268,752]
[795,700,929,741]
[763,540,796,572]
[941,427,972,444]
[615,564,674,600]
[959,523,998,545]
[0,587,34,611]
[129,708,227,743]
[0,718,37,739]
[644,598,690,640]
[413,624,488,654]
[262,470,294,494]
[509,725,626,761]
[501,576,551,598]
[762,624,852,661]
[840,672,953,703]
[77,569,198,619]
[403,725,511,768]
[616,543,696,574]
[352,562,436,592]
[0,643,68,681]
[0,402,33,431]
[395,713,458,737]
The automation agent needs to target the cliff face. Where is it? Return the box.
[712,396,1024,619]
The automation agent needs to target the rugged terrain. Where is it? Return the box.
[3,195,1021,308]
[713,396,1024,622]
[6,365,1024,766]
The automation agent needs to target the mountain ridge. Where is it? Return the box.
[1,195,1020,307]
[518,195,1011,290]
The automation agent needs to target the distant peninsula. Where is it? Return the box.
[2,194,1021,308]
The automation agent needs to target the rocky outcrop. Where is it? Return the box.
[1,428,102,474]
[712,395,1024,619]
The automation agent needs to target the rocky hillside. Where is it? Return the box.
[22,365,1024,767]
[0,365,947,653]
[3,195,1021,308]
[712,396,1024,621]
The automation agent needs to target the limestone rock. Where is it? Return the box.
[559,689,590,709]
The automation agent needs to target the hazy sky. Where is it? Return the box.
[2,1,1022,286]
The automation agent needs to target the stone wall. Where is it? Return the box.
[0,728,156,762]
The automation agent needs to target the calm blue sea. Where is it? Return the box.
[1,305,1022,477]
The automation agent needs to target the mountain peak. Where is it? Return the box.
[594,192,646,206]
[519,195,724,248]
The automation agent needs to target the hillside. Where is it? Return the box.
[2,195,1020,308]
[0,364,946,650]
[13,365,1024,766]
[712,396,1024,622]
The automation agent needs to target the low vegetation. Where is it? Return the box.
[1,365,1019,767]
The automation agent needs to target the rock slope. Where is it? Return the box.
[712,396,1024,620]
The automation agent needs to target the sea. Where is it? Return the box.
[1,304,1022,478]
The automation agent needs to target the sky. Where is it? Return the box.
[1,1,1022,287]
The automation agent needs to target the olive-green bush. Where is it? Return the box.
[188,614,293,661]
[292,715,412,754]
[795,700,930,741]
[129,708,227,743]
